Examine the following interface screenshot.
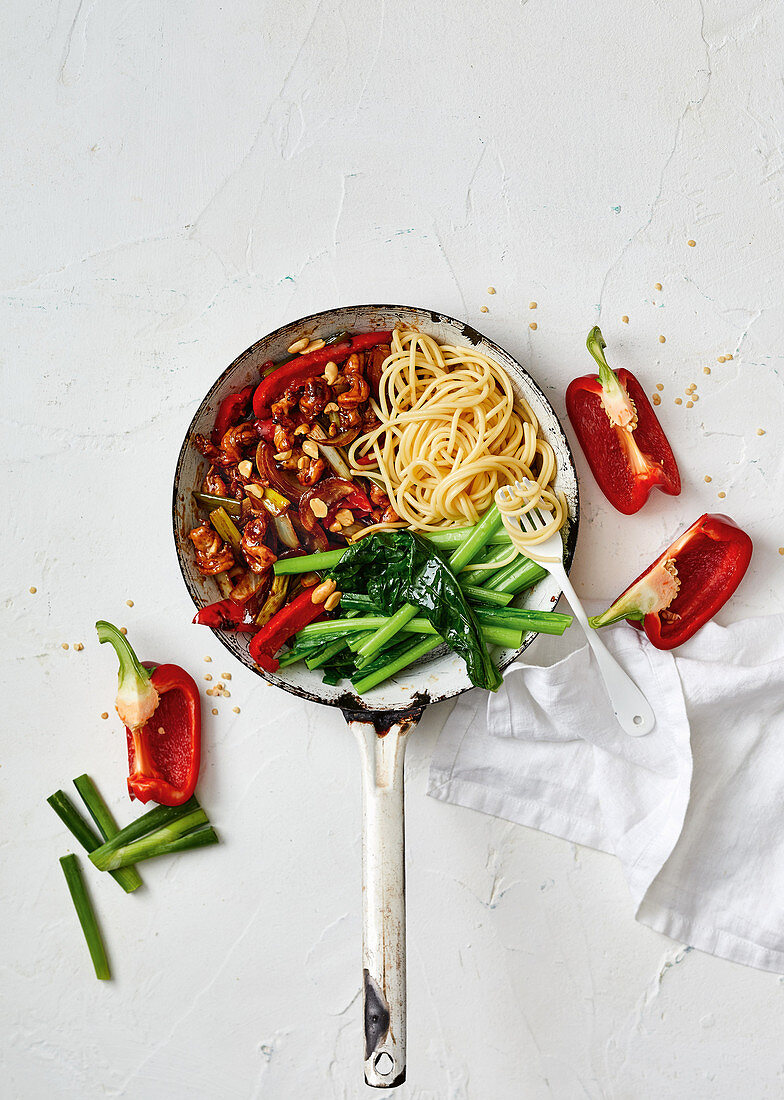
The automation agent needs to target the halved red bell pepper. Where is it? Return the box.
[96,621,201,806]
[252,331,393,418]
[210,385,254,445]
[248,587,325,672]
[566,327,681,514]
[589,514,752,649]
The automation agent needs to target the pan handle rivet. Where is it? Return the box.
[374,1052,393,1076]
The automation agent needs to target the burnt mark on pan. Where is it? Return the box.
[460,322,483,345]
[363,969,391,1057]
[342,704,425,735]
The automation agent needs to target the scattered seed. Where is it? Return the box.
[221,672,231,680]
[287,337,309,354]
[126,599,134,607]
[726,354,733,360]
[529,322,537,330]
[704,367,711,375]
[652,394,661,406]
[656,383,664,391]
[621,315,629,323]
[693,394,699,401]
[29,586,37,594]
[718,356,726,363]
[120,627,127,636]
[74,643,84,652]
[233,706,241,714]
[757,428,766,436]
[101,712,109,720]
[223,690,231,698]
[212,708,219,716]
[61,643,69,650]
[480,306,488,313]
[302,338,325,354]
[655,282,662,291]
[529,301,538,309]
[659,335,666,343]
[487,286,496,295]
[157,726,165,735]
[675,398,683,405]
[686,401,694,408]
[779,548,784,556]
[718,491,726,499]
[704,475,712,483]
[206,688,214,696]
[688,239,696,247]
[204,674,212,681]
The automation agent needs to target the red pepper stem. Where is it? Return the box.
[586,325,618,393]
[589,559,681,629]
[95,620,159,731]
[585,326,638,430]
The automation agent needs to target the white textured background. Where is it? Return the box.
[3,1,784,1097]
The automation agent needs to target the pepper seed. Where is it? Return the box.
[74,643,84,652]
[622,315,629,323]
[718,356,726,363]
[204,674,212,681]
[718,491,726,499]
[204,655,212,662]
[779,548,784,556]
[652,394,661,406]
[233,706,241,714]
[120,627,127,636]
[704,475,712,483]
[688,239,696,247]
[61,643,69,650]
[675,398,683,405]
[655,282,662,291]
[529,301,537,309]
[212,708,219,716]
[686,401,694,408]
[101,712,109,720]
[487,286,496,294]
[480,306,489,313]
[126,599,134,607]
[659,335,666,343]
[656,383,664,391]
[221,672,231,680]
[704,367,711,374]
[758,428,766,436]
[529,322,537,330]
[29,586,37,594]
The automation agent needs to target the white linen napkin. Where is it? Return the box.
[428,612,784,974]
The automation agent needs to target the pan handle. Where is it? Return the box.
[345,709,421,1089]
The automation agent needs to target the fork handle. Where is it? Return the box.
[553,566,655,737]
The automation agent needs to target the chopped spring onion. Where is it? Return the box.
[59,854,111,980]
[47,790,142,894]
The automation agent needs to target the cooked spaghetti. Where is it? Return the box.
[348,329,566,543]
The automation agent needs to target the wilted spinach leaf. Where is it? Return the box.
[331,530,502,691]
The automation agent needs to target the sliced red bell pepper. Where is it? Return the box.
[566,327,681,515]
[96,621,201,806]
[248,587,325,672]
[589,514,752,649]
[192,598,259,632]
[210,385,254,445]
[252,331,393,418]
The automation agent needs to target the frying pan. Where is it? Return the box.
[172,304,579,1088]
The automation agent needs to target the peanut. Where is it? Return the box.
[311,578,336,604]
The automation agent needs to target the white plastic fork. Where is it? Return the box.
[500,481,655,737]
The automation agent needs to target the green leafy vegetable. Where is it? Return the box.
[330,530,502,691]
